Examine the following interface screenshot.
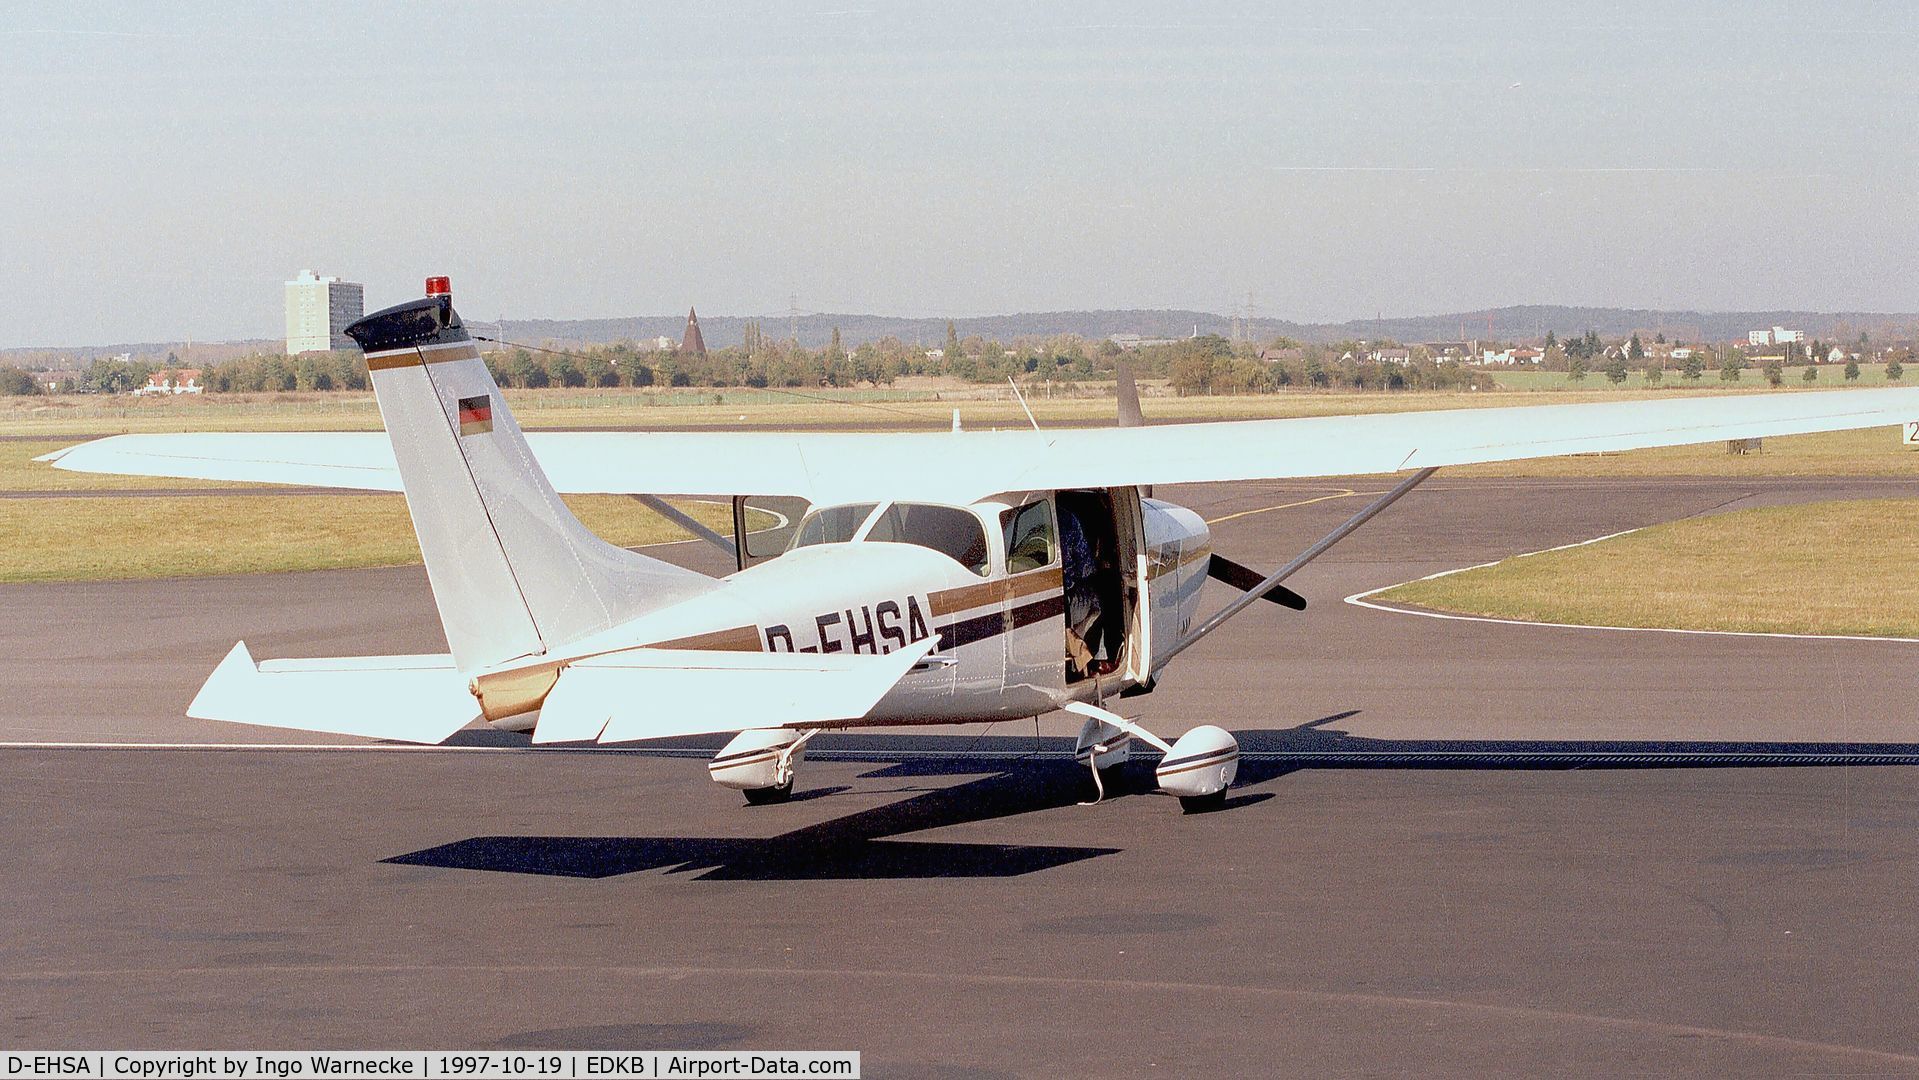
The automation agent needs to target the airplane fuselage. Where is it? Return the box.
[471,491,1212,730]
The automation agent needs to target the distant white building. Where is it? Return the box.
[132,368,203,396]
[1369,347,1411,366]
[284,270,365,355]
[1109,332,1184,351]
[1749,327,1804,347]
[1478,348,1518,366]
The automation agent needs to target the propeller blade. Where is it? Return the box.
[1206,555,1307,610]
[1116,361,1151,497]
[1116,361,1144,428]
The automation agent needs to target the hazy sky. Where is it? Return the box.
[3,1,1916,346]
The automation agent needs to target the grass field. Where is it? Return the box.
[1491,363,1909,392]
[1375,498,1919,638]
[0,494,756,583]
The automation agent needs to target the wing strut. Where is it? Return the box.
[1152,466,1439,674]
[630,494,738,559]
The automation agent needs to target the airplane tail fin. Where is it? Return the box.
[344,280,712,672]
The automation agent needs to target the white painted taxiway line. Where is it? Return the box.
[1344,528,1919,645]
[1204,488,1381,525]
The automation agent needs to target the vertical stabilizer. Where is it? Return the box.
[345,282,711,672]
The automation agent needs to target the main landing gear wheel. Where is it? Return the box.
[709,728,815,806]
[1178,789,1229,814]
[742,778,795,805]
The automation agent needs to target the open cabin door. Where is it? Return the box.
[1057,487,1145,694]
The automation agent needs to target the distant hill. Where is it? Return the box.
[11,306,1919,363]
[490,305,1919,350]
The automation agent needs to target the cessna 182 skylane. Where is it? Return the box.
[43,279,1919,810]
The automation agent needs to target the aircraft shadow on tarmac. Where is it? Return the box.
[392,711,1919,881]
[385,757,1127,881]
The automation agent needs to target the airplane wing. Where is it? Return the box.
[187,642,481,743]
[531,638,937,744]
[40,386,1919,506]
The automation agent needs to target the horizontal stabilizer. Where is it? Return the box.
[533,638,936,745]
[187,642,481,743]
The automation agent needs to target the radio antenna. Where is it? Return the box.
[1007,377,1041,432]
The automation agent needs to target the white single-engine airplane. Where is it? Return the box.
[42,279,1919,809]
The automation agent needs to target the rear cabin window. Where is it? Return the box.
[1000,500,1057,573]
[865,503,991,576]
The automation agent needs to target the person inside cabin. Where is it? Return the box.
[1059,496,1121,680]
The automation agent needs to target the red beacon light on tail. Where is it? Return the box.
[425,276,451,298]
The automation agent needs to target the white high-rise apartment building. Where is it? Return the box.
[284,270,365,354]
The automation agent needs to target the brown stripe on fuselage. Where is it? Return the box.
[364,342,483,371]
[650,624,764,652]
[929,567,1063,616]
[468,623,764,721]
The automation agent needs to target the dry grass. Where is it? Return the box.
[0,494,754,583]
[1377,498,1919,638]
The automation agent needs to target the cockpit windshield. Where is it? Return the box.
[788,501,991,577]
[789,503,877,549]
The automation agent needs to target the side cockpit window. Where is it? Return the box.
[790,503,877,550]
[866,503,991,576]
[1000,499,1057,573]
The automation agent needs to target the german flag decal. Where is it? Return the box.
[457,394,494,436]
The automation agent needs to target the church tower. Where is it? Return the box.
[680,307,707,356]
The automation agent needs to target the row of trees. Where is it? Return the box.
[1580,350,1908,386]
[6,325,1914,397]
[1159,335,1490,394]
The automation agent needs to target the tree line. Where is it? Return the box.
[5,322,1910,397]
